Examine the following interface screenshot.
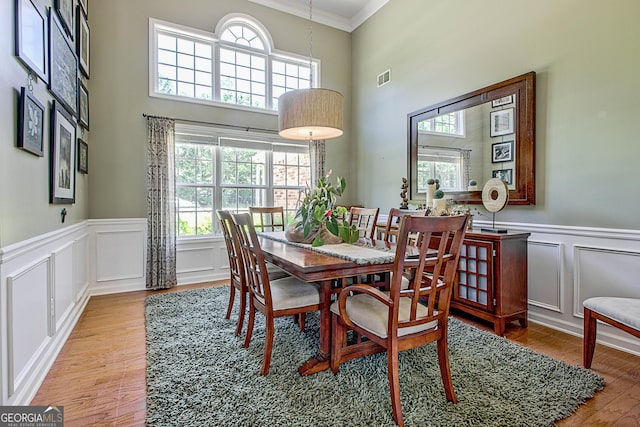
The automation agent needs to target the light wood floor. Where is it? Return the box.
[32,281,640,426]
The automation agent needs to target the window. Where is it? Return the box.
[418,111,465,137]
[175,125,310,237]
[417,147,465,192]
[150,16,317,112]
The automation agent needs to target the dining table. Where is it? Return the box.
[257,231,407,376]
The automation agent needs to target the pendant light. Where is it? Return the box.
[278,0,344,141]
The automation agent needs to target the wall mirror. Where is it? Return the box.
[407,72,536,205]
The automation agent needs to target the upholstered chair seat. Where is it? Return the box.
[256,276,320,311]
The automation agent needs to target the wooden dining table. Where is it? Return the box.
[257,233,402,376]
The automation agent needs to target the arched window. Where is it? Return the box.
[149,15,317,112]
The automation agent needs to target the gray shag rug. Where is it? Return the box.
[145,286,604,427]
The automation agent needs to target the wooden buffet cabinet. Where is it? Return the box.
[451,230,530,336]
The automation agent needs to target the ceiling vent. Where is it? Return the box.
[377,69,391,87]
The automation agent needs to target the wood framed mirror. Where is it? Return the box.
[407,72,536,205]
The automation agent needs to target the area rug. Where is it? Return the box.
[145,286,604,427]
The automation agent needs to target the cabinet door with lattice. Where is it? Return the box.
[455,239,494,311]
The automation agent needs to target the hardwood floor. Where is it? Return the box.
[32,282,640,426]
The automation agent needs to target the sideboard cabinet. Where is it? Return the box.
[451,230,530,336]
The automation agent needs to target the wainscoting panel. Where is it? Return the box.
[0,222,90,405]
[528,241,564,312]
[176,237,229,285]
[89,219,147,295]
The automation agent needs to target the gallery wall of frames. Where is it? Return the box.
[14,0,90,204]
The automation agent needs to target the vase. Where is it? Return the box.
[285,222,342,245]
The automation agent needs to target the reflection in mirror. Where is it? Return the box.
[417,96,517,194]
[408,72,536,205]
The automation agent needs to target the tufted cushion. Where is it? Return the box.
[330,292,438,338]
[256,276,320,311]
[584,297,640,331]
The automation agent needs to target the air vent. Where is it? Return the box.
[377,69,391,87]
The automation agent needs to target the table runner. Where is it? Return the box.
[258,231,395,265]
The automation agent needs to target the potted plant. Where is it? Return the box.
[286,171,349,246]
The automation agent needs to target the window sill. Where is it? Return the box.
[149,91,279,117]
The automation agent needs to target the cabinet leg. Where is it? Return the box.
[518,316,528,328]
[494,321,505,336]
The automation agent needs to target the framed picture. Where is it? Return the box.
[492,169,513,185]
[491,140,513,163]
[54,0,73,38]
[77,138,88,173]
[14,0,48,81]
[49,10,78,117]
[76,5,89,78]
[50,100,76,204]
[18,87,45,156]
[491,95,513,108]
[78,79,89,129]
[78,0,88,17]
[490,108,514,137]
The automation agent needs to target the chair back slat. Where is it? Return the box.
[216,210,244,290]
[383,208,428,243]
[391,215,469,331]
[349,207,379,239]
[232,212,273,308]
[250,206,286,232]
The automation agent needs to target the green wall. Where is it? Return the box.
[351,0,640,229]
[0,0,89,246]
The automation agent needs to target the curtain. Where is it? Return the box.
[146,117,177,289]
[308,139,325,187]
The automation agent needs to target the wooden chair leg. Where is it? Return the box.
[436,334,457,403]
[243,300,255,349]
[299,313,306,331]
[235,288,246,337]
[584,307,598,368]
[261,314,275,376]
[225,284,235,320]
[387,346,404,427]
[330,314,343,374]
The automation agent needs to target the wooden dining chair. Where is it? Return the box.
[216,210,248,337]
[382,208,427,243]
[330,214,469,427]
[231,212,321,376]
[583,297,640,368]
[249,206,286,232]
[349,207,379,240]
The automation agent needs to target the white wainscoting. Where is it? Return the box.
[0,222,89,406]
[1,218,638,405]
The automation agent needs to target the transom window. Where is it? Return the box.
[418,111,465,137]
[150,16,317,112]
[175,125,310,237]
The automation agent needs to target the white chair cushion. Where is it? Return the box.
[390,272,410,290]
[266,262,289,281]
[256,276,320,311]
[330,292,438,338]
[584,297,640,331]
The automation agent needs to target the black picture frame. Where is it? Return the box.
[14,0,48,81]
[49,10,78,117]
[492,169,513,185]
[78,0,88,17]
[77,138,88,173]
[18,87,45,157]
[54,0,73,38]
[50,100,76,204]
[491,95,513,108]
[489,108,514,137]
[76,5,89,78]
[78,79,89,129]
[491,140,513,163]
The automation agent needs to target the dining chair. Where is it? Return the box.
[349,207,379,240]
[382,208,428,243]
[330,214,469,427]
[231,212,321,376]
[583,297,640,368]
[216,210,248,337]
[249,206,286,232]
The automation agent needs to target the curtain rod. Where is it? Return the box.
[142,113,279,135]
